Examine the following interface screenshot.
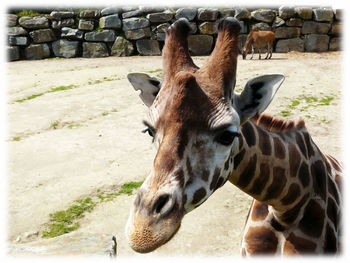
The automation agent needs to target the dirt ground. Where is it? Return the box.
[6,52,343,257]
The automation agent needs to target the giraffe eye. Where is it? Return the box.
[215,130,240,146]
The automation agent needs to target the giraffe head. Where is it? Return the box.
[126,17,285,253]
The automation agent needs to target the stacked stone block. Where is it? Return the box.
[7,6,343,61]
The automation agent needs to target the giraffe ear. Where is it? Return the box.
[127,73,162,107]
[234,74,285,123]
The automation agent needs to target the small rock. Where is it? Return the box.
[295,7,313,20]
[175,8,197,21]
[29,29,56,43]
[156,23,170,33]
[251,22,271,31]
[275,38,304,52]
[188,35,213,55]
[146,12,173,23]
[78,19,94,31]
[279,6,295,20]
[122,17,150,31]
[52,39,79,58]
[312,8,334,22]
[85,30,116,42]
[329,22,341,36]
[275,27,301,39]
[61,27,84,40]
[125,27,151,40]
[50,11,75,19]
[285,18,302,27]
[101,7,123,16]
[156,32,166,41]
[7,46,20,61]
[79,10,100,19]
[99,14,122,29]
[8,36,28,46]
[251,9,275,23]
[8,14,18,27]
[235,7,251,20]
[197,8,219,21]
[136,39,161,56]
[15,235,22,243]
[199,22,217,35]
[18,16,49,29]
[301,21,331,35]
[189,22,198,34]
[122,9,144,19]
[111,37,134,56]
[304,34,329,52]
[334,9,342,21]
[219,8,235,18]
[329,37,341,51]
[51,18,74,29]
[272,17,285,28]
[82,42,109,58]
[8,26,27,36]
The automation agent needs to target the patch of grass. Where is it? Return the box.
[318,96,334,106]
[145,68,162,74]
[42,197,96,238]
[16,10,42,17]
[280,110,291,117]
[49,85,77,93]
[101,112,109,116]
[16,93,44,103]
[15,85,78,103]
[12,137,21,141]
[50,120,60,129]
[42,181,144,238]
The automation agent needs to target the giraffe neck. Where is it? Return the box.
[228,118,322,221]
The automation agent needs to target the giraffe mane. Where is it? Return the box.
[251,114,306,133]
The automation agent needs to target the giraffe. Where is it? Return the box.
[125,17,342,255]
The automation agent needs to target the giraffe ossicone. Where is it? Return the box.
[125,17,342,255]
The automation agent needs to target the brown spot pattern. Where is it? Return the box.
[249,163,270,196]
[299,199,324,238]
[175,169,185,188]
[288,143,301,177]
[201,169,209,181]
[324,224,337,253]
[209,167,220,190]
[241,121,256,147]
[215,176,225,190]
[236,154,257,189]
[281,183,300,206]
[273,136,286,159]
[280,194,309,224]
[233,149,246,170]
[251,201,269,221]
[302,131,315,158]
[245,226,278,254]
[271,217,285,232]
[257,127,272,155]
[262,166,286,201]
[327,197,338,231]
[295,132,307,159]
[311,160,327,200]
[192,187,207,205]
[283,233,317,254]
[298,162,310,188]
[186,157,193,176]
[328,176,340,204]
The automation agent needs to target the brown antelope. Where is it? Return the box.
[242,30,275,60]
[126,17,342,255]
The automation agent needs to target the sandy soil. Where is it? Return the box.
[6,52,343,257]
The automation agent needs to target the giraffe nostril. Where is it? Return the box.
[152,194,174,217]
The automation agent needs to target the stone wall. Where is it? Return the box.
[7,6,342,61]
